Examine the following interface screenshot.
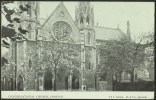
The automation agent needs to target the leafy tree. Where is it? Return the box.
[98,40,127,82]
[98,35,146,83]
[39,23,81,90]
[1,1,31,40]
[142,32,154,80]
[1,57,9,67]
[1,1,31,66]
[39,41,80,91]
[123,37,145,83]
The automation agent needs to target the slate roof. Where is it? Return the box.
[94,26,126,41]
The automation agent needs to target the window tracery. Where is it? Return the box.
[53,21,72,41]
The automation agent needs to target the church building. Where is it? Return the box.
[1,1,130,91]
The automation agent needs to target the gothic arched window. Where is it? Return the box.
[29,59,32,68]
[8,78,13,90]
[1,77,5,90]
[17,75,24,90]
[80,16,83,24]
[88,61,91,70]
[60,11,64,17]
[86,15,89,25]
[27,24,31,39]
[88,32,91,45]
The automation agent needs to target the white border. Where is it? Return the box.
[1,91,154,99]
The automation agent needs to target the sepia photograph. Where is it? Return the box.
[1,1,155,99]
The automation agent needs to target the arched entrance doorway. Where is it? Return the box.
[17,75,24,91]
[72,69,80,90]
[8,78,13,90]
[65,70,72,90]
[44,67,53,90]
[65,76,68,90]
[1,77,5,90]
[72,75,79,89]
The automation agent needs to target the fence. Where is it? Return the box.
[113,80,155,91]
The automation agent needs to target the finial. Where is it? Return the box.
[59,1,64,5]
[96,21,99,26]
[127,20,130,34]
[127,20,131,40]
[127,20,129,25]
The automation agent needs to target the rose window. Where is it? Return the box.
[53,21,72,41]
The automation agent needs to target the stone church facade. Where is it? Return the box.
[1,1,129,91]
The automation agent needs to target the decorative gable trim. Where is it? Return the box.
[41,2,79,30]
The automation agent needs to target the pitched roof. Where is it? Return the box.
[94,26,126,41]
[41,2,62,27]
[41,2,78,29]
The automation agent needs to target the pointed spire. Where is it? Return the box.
[75,5,79,25]
[36,2,40,20]
[77,2,94,27]
[127,21,130,34]
[127,20,131,40]
[60,1,63,4]
[96,21,99,26]
[91,5,94,26]
[78,2,91,14]
[78,2,91,8]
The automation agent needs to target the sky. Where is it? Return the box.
[2,1,155,40]
[39,1,155,40]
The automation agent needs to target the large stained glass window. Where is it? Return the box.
[53,21,72,41]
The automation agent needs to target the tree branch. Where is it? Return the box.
[1,11,6,16]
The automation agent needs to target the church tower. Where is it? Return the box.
[75,2,94,28]
[75,2,95,47]
[76,2,96,90]
[14,2,41,90]
[17,1,40,40]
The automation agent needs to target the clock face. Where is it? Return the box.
[53,21,72,41]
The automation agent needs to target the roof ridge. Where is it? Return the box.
[62,2,79,30]
[41,2,62,27]
[41,2,79,30]
[94,25,126,36]
[94,26,118,30]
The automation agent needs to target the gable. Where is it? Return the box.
[41,2,80,43]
